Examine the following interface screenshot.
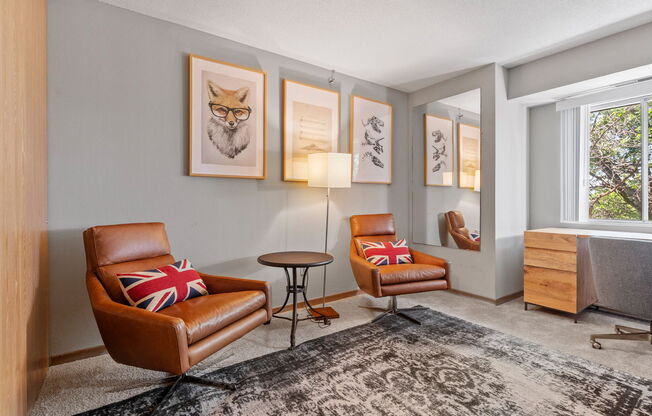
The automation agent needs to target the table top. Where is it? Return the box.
[257,251,334,268]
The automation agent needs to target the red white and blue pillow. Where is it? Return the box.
[117,259,208,312]
[361,239,413,266]
[470,232,480,242]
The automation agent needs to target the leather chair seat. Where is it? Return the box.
[378,263,446,285]
[160,290,266,344]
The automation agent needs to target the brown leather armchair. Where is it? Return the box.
[83,222,271,413]
[349,214,449,324]
[445,210,480,251]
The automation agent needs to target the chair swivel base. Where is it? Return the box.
[360,295,427,325]
[590,322,652,350]
[149,372,237,415]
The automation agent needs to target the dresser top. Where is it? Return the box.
[527,227,652,240]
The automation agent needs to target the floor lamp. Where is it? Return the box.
[307,152,351,321]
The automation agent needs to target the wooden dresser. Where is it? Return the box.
[523,228,652,315]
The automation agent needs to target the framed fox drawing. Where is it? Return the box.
[188,54,267,178]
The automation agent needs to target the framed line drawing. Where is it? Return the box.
[350,95,392,184]
[283,79,339,182]
[458,122,481,189]
[188,54,266,179]
[424,114,453,186]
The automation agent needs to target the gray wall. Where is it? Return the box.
[48,0,409,356]
[508,22,652,99]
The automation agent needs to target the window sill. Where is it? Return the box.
[561,220,652,233]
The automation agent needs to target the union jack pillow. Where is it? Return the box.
[116,259,208,312]
[361,239,413,266]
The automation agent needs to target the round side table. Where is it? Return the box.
[257,251,333,349]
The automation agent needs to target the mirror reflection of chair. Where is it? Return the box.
[349,213,450,325]
[445,210,480,251]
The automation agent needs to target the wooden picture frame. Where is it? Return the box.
[458,122,481,189]
[282,79,339,182]
[349,95,392,184]
[424,114,454,186]
[188,54,267,179]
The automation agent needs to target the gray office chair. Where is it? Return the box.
[578,236,652,349]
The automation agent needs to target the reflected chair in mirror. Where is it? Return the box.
[83,222,272,414]
[349,213,450,325]
[577,236,652,349]
[444,210,480,251]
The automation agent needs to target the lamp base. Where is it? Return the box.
[310,306,339,321]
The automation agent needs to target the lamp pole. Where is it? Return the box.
[322,187,330,309]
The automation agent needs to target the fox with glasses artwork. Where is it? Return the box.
[206,80,252,158]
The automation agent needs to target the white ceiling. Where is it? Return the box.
[438,89,481,115]
[99,0,652,92]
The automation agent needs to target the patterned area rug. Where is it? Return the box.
[79,308,652,415]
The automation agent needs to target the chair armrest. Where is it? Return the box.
[349,250,382,297]
[410,249,451,286]
[86,273,189,374]
[199,273,272,321]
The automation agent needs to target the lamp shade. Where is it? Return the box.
[307,153,351,188]
[473,170,481,192]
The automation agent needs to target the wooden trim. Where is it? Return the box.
[273,289,363,314]
[349,95,393,184]
[495,290,524,305]
[187,54,267,179]
[449,289,523,306]
[51,289,364,366]
[50,346,107,367]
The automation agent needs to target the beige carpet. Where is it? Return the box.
[31,291,652,415]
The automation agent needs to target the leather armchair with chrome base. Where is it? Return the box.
[83,222,271,414]
[349,213,450,324]
[445,210,480,251]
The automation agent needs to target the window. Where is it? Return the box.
[586,100,650,221]
[568,98,651,224]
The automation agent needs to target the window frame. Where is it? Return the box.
[577,96,651,224]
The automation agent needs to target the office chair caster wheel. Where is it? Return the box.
[591,341,602,350]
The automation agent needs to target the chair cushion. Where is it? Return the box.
[117,259,208,312]
[378,263,446,285]
[361,239,413,265]
[159,290,266,344]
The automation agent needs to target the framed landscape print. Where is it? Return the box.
[424,114,453,186]
[350,95,392,184]
[283,79,339,181]
[188,54,266,178]
[458,123,481,188]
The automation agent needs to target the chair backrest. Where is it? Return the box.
[578,236,652,321]
[83,222,174,304]
[445,211,475,250]
[349,214,397,256]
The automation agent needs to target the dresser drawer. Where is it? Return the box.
[524,247,576,272]
[524,231,577,252]
[523,266,577,313]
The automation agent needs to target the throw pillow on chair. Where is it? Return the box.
[117,258,208,312]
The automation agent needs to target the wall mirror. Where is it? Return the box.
[411,89,481,251]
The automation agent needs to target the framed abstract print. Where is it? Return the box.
[424,114,453,186]
[458,123,481,189]
[350,95,392,184]
[283,79,339,181]
[188,54,266,179]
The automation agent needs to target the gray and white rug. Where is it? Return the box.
[79,308,652,415]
